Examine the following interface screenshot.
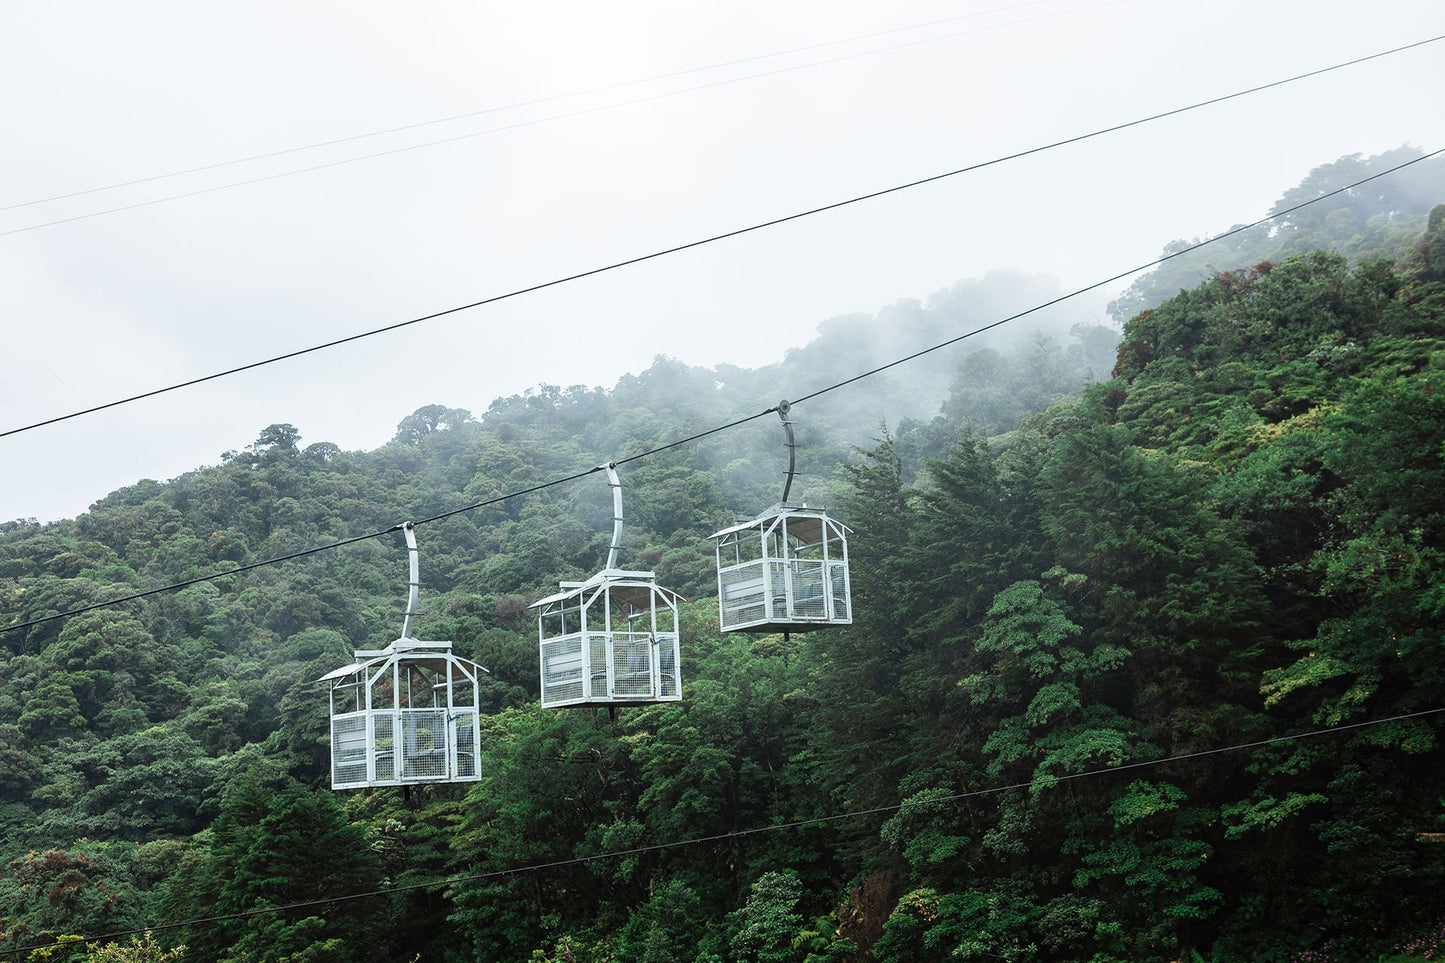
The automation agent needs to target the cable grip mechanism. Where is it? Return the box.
[778,400,796,505]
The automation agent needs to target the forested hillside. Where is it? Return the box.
[1,155,1443,963]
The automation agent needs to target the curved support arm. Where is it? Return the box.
[401,522,420,639]
[778,400,796,505]
[605,463,623,570]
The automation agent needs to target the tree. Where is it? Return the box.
[0,846,148,958]
[251,424,301,453]
[1424,204,1445,280]
[160,770,382,963]
[616,877,706,963]
[37,724,216,840]
[727,871,804,963]
[904,431,1020,650]
[84,933,185,963]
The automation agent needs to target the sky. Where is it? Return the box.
[2,0,1442,523]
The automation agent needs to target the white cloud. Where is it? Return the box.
[2,0,1441,520]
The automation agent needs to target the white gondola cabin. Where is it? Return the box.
[710,400,853,634]
[322,523,488,790]
[533,464,683,709]
[712,507,851,633]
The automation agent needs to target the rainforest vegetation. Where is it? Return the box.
[1,149,1443,962]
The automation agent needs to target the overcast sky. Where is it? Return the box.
[2,0,1441,523]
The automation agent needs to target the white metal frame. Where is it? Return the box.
[323,642,486,789]
[322,523,489,790]
[710,400,853,634]
[712,507,851,633]
[532,464,684,709]
[533,570,683,708]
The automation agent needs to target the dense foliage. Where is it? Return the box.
[1,154,1442,962]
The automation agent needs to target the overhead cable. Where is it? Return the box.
[2,144,1439,639]
[2,33,1441,441]
[0,1,1135,236]
[10,705,1442,959]
[0,0,1089,216]
[789,145,1443,406]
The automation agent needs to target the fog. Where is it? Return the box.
[2,0,1440,521]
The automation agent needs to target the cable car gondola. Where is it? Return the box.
[321,522,489,790]
[532,464,683,709]
[711,401,852,635]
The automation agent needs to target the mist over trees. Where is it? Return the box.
[1106,145,1445,324]
[1,150,1443,962]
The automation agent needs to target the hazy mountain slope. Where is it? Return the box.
[0,157,1441,963]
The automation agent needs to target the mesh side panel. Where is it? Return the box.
[830,562,851,620]
[768,562,789,621]
[454,713,478,778]
[611,636,655,698]
[373,714,395,782]
[719,562,767,629]
[541,635,585,705]
[590,635,608,698]
[791,561,827,620]
[402,709,447,780]
[332,716,368,787]
[657,638,680,699]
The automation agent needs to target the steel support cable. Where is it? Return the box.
[396,406,783,529]
[0,462,606,636]
[789,145,1445,407]
[2,32,1440,440]
[0,0,1088,215]
[0,1,1140,237]
[9,705,1441,959]
[2,145,1440,638]
[0,403,786,633]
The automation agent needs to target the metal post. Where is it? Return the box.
[604,463,623,570]
[401,522,420,639]
[778,401,796,505]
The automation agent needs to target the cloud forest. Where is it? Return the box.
[1,149,1443,962]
